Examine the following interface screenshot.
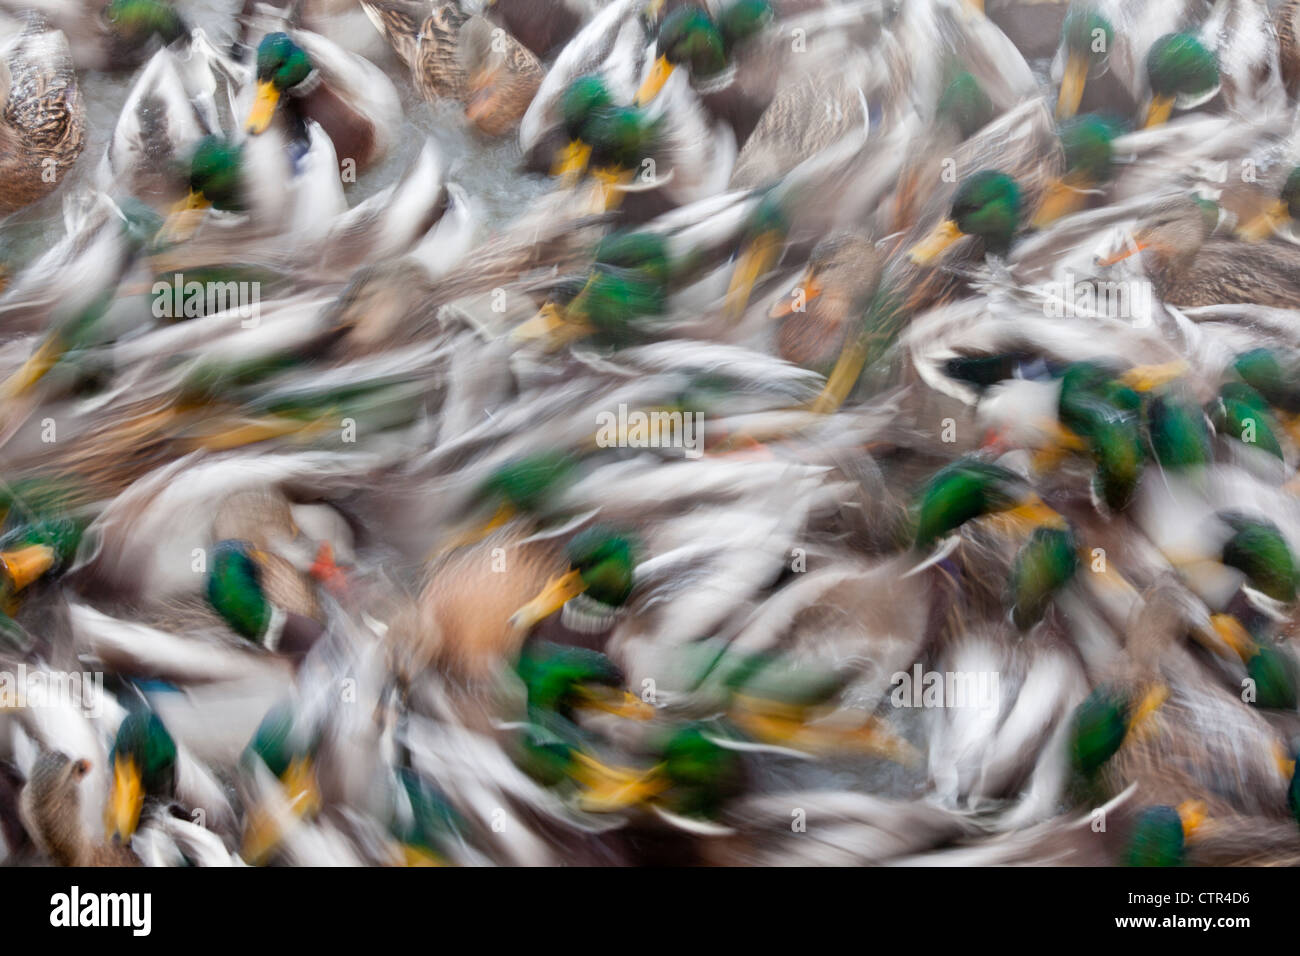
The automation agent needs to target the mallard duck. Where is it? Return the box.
[243,29,401,173]
[361,0,543,137]
[767,232,880,371]
[103,707,177,843]
[0,24,85,214]
[19,750,138,865]
[1098,191,1300,307]
[0,0,187,72]
[1050,2,1221,125]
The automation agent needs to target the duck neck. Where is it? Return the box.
[35,803,89,866]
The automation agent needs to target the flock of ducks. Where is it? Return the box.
[0,0,1299,867]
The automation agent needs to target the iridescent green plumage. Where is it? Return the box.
[1146,397,1211,469]
[566,527,636,607]
[516,642,624,721]
[1234,348,1300,413]
[111,710,178,798]
[949,171,1021,256]
[1146,33,1218,100]
[937,71,994,140]
[477,453,575,515]
[1210,383,1284,460]
[256,32,314,91]
[1219,514,1298,603]
[187,136,246,212]
[1070,684,1130,775]
[912,458,1024,548]
[1125,805,1185,866]
[207,540,271,641]
[1009,526,1079,629]
[657,723,744,819]
[1059,115,1120,184]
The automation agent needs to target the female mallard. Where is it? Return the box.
[19,751,138,866]
[1099,192,1300,308]
[361,0,542,137]
[243,29,401,173]
[768,232,881,371]
[0,24,85,214]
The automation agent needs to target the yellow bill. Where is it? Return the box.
[907,218,965,264]
[551,139,592,182]
[158,190,212,245]
[1056,53,1088,120]
[1143,93,1175,129]
[724,230,781,321]
[105,755,144,842]
[0,544,56,593]
[636,55,675,106]
[246,80,281,135]
[509,568,587,632]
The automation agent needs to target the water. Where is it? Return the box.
[0,0,553,272]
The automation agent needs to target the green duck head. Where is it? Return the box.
[158,136,245,244]
[518,233,671,349]
[105,0,186,51]
[937,70,994,140]
[1070,684,1132,775]
[393,768,468,865]
[1009,525,1080,630]
[241,701,322,861]
[247,32,314,135]
[912,458,1031,548]
[0,514,85,599]
[1143,33,1219,127]
[509,527,638,633]
[1034,115,1122,226]
[1125,803,1204,866]
[1146,396,1211,470]
[1056,6,1114,118]
[106,710,177,842]
[658,723,745,819]
[207,540,272,642]
[1209,383,1284,460]
[716,0,774,51]
[477,452,576,518]
[516,642,653,722]
[638,6,727,103]
[1247,644,1298,710]
[909,170,1021,263]
[1060,113,1123,184]
[552,75,614,179]
[1056,362,1144,510]
[1234,348,1300,413]
[1218,513,1298,604]
[188,137,244,210]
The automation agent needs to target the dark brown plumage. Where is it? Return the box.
[0,26,86,214]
